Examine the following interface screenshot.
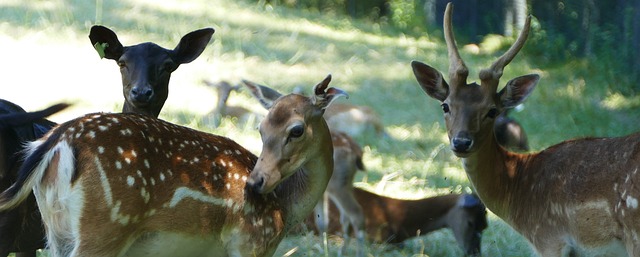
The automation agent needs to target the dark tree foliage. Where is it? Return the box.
[256,0,640,91]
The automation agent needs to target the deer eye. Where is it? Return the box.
[487,108,499,118]
[441,103,450,113]
[289,125,304,138]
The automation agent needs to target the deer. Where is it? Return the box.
[0,101,68,257]
[308,190,487,256]
[89,25,215,118]
[202,79,262,126]
[0,75,345,257]
[411,3,640,256]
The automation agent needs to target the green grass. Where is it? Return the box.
[2,0,639,256]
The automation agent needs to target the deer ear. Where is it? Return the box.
[89,25,124,60]
[311,75,348,110]
[242,80,282,110]
[498,74,540,108]
[411,61,450,102]
[172,28,215,64]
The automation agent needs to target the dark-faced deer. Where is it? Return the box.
[0,101,68,257]
[309,190,487,256]
[0,75,344,257]
[89,25,214,118]
[412,3,639,256]
[202,80,261,126]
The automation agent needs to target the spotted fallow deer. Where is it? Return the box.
[0,101,68,257]
[412,3,640,256]
[89,25,214,118]
[0,75,346,257]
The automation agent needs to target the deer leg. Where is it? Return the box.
[313,193,330,255]
[330,190,366,257]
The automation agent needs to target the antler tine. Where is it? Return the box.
[444,3,469,87]
[480,15,532,88]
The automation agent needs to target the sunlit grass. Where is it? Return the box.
[2,0,639,256]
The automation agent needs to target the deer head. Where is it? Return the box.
[89,26,214,117]
[242,75,348,193]
[411,3,539,157]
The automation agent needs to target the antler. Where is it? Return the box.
[479,15,532,90]
[444,3,469,88]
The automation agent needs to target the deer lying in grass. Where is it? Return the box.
[0,75,345,257]
[89,25,214,118]
[202,80,261,126]
[299,126,487,256]
[312,190,487,256]
[412,3,639,256]
[0,26,215,257]
[0,101,68,257]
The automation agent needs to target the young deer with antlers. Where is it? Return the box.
[0,75,345,257]
[89,25,214,118]
[412,3,639,256]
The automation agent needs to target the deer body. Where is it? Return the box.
[412,3,639,256]
[0,76,345,257]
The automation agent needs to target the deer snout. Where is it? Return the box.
[451,132,473,154]
[130,85,154,104]
[247,173,266,193]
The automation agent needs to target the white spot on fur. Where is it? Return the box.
[159,172,166,181]
[626,196,638,209]
[117,146,124,154]
[115,161,122,170]
[127,176,135,187]
[98,146,105,154]
[144,159,150,169]
[95,157,113,206]
[169,187,231,208]
[99,125,108,131]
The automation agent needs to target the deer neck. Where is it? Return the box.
[460,127,528,219]
[274,133,334,231]
[122,102,162,118]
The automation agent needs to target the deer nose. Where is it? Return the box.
[247,175,265,192]
[130,86,154,103]
[452,133,473,152]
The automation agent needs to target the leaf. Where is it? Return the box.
[93,42,109,59]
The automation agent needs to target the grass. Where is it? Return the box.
[2,0,639,256]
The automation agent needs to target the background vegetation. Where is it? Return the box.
[1,0,638,256]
